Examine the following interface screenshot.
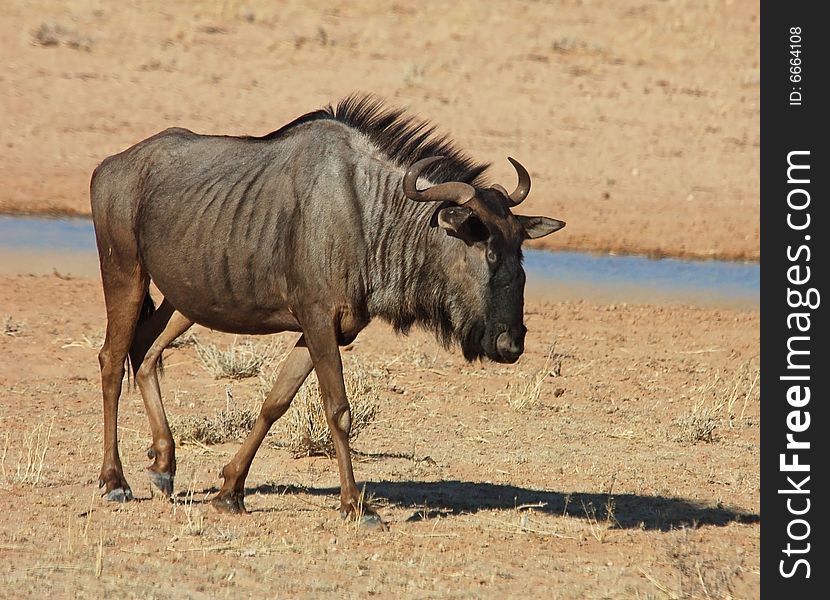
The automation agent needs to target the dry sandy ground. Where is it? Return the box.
[1,274,759,598]
[1,0,759,260]
[1,2,762,597]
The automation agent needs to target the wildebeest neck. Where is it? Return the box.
[363,171,486,358]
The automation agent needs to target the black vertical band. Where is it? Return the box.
[761,2,827,596]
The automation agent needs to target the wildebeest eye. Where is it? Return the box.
[486,248,498,264]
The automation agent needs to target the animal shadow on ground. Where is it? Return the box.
[192,480,759,531]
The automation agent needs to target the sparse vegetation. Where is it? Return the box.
[173,350,381,452]
[167,331,199,348]
[676,361,760,444]
[507,344,561,411]
[1,420,54,487]
[174,473,206,537]
[265,360,381,458]
[677,402,719,444]
[60,333,104,350]
[581,497,618,543]
[171,387,257,445]
[641,528,745,599]
[2,316,26,337]
[195,337,284,380]
[385,341,440,369]
[31,22,93,51]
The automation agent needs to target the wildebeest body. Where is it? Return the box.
[90,95,565,522]
[98,123,349,334]
[94,119,466,340]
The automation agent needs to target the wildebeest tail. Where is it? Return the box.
[126,292,163,382]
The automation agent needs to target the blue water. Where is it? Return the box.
[0,215,96,251]
[522,249,758,307]
[0,215,759,308]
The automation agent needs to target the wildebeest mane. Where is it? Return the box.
[259,94,490,186]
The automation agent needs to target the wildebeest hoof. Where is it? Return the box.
[102,486,133,503]
[358,513,389,531]
[99,474,134,502]
[340,508,388,531]
[211,493,247,514]
[147,470,174,497]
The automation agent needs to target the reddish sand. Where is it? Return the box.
[1,274,759,598]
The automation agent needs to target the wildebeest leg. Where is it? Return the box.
[135,310,194,498]
[212,336,313,514]
[301,316,385,528]
[97,271,149,502]
[129,297,175,373]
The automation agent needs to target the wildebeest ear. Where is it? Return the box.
[517,215,566,239]
[437,206,489,245]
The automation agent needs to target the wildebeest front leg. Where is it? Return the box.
[135,310,194,497]
[302,316,385,528]
[212,337,313,514]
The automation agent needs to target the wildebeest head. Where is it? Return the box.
[403,157,565,364]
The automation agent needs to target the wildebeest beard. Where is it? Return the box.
[385,289,488,362]
[459,320,487,361]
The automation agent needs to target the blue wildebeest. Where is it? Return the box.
[91,95,565,525]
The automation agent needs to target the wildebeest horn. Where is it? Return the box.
[506,157,531,206]
[403,156,476,204]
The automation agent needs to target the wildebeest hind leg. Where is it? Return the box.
[129,298,175,376]
[97,270,150,502]
[213,336,313,514]
[135,310,194,498]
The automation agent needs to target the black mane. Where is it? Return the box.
[260,94,489,186]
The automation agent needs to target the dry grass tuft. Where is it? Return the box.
[195,337,284,380]
[174,472,206,537]
[3,316,26,337]
[60,333,104,350]
[95,531,104,578]
[581,497,618,543]
[167,331,199,349]
[1,419,54,487]
[395,343,440,369]
[507,344,561,411]
[265,360,380,458]
[31,22,93,51]
[676,361,760,444]
[171,387,257,445]
[677,403,719,444]
[723,361,761,426]
[640,528,745,599]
